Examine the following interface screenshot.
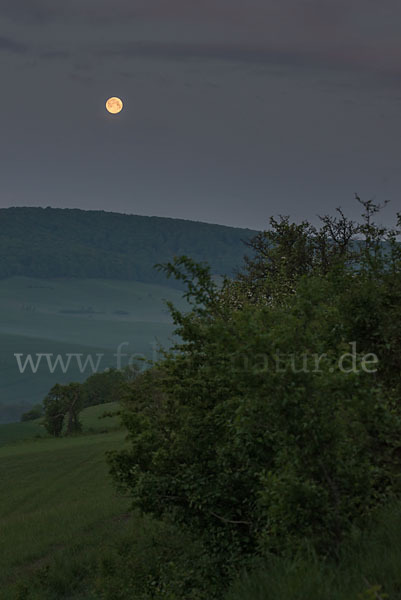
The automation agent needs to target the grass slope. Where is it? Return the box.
[225,503,401,600]
[0,402,120,446]
[0,407,130,597]
[2,406,401,599]
[0,419,44,446]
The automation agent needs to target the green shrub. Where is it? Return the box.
[225,502,401,600]
[11,516,221,600]
[109,201,401,575]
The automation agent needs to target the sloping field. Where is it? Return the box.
[0,402,120,446]
[0,427,131,596]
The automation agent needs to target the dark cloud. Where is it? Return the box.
[2,0,401,84]
[0,0,60,22]
[39,50,70,60]
[0,0,137,23]
[97,41,314,67]
[0,35,28,54]
[2,0,400,29]
[95,39,400,82]
[68,72,94,84]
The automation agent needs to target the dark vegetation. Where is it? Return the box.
[5,197,401,599]
[0,206,254,284]
[39,368,133,436]
[20,404,43,421]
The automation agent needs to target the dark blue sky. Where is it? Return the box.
[1,0,400,229]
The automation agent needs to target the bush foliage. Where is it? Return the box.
[109,198,401,589]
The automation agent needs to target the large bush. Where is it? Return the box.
[109,199,401,583]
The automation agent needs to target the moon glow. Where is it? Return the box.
[106,97,123,114]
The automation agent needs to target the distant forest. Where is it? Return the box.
[0,207,256,284]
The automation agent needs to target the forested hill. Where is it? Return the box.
[0,207,256,284]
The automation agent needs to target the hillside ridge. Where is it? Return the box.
[0,206,257,284]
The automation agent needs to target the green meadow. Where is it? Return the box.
[0,403,132,597]
[2,407,401,600]
[0,277,187,422]
[0,402,121,446]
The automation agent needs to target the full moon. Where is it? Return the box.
[106,97,123,114]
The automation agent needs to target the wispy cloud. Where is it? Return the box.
[97,41,311,66]
[95,39,401,81]
[39,49,70,60]
[2,0,401,88]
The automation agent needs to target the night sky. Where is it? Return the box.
[1,1,400,229]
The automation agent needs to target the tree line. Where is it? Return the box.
[0,206,254,283]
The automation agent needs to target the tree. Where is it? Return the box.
[43,382,84,436]
[63,383,84,435]
[224,195,396,310]
[43,384,67,437]
[109,198,401,573]
[82,368,127,408]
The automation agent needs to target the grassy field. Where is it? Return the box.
[225,502,401,600]
[0,402,121,446]
[0,418,44,446]
[0,277,187,422]
[2,403,401,599]
[0,405,132,598]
